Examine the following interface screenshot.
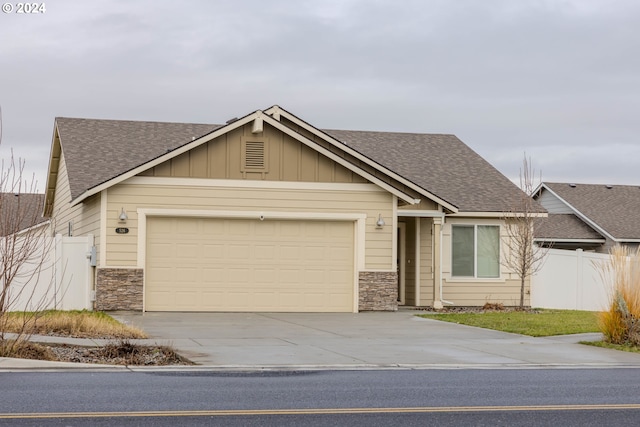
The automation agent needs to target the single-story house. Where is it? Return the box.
[44,105,542,312]
[534,182,640,253]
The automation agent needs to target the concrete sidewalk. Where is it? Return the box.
[3,311,640,370]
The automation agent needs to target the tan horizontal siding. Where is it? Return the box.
[52,155,101,251]
[105,182,394,269]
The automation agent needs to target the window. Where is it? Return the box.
[452,225,499,278]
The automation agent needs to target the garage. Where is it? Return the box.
[145,216,355,312]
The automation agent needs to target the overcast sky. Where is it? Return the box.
[1,0,638,192]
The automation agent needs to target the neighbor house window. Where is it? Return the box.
[452,225,500,278]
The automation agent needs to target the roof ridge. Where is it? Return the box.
[56,117,223,127]
[324,128,456,137]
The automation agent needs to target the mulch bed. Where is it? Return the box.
[6,341,194,366]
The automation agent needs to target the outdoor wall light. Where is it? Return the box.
[376,214,386,228]
[119,208,128,222]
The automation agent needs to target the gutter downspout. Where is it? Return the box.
[439,217,454,306]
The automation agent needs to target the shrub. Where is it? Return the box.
[598,246,640,345]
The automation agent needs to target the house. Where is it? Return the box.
[0,193,48,236]
[534,182,640,253]
[44,105,540,312]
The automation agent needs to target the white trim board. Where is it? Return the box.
[121,176,384,193]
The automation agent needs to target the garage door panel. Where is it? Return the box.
[146,217,354,312]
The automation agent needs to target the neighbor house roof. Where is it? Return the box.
[0,193,48,236]
[48,106,537,214]
[535,213,604,241]
[540,182,640,241]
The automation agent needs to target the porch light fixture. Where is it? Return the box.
[119,208,128,222]
[376,214,386,229]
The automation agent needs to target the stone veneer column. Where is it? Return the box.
[358,271,398,311]
[96,268,144,311]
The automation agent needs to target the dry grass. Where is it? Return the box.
[597,246,640,346]
[0,340,56,360]
[1,310,147,339]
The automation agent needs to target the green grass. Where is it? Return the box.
[419,309,600,337]
[580,340,640,353]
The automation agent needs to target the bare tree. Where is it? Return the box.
[501,154,548,309]
[0,106,55,356]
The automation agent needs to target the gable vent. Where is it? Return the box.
[245,141,265,168]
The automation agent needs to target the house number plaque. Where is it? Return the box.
[115,228,129,234]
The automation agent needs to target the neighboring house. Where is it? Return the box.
[534,182,640,253]
[0,192,48,236]
[44,105,540,313]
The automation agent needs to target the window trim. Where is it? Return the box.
[451,224,500,279]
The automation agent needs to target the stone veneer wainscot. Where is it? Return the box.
[358,271,398,311]
[95,268,143,311]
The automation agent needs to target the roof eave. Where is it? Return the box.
[534,238,605,243]
[447,211,548,218]
[43,123,62,216]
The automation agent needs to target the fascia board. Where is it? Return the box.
[533,238,605,243]
[539,185,616,241]
[43,124,62,216]
[446,212,548,218]
[69,112,260,207]
[265,105,458,213]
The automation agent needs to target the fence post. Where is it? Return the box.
[576,249,583,310]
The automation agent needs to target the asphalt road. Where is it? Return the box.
[2,368,640,426]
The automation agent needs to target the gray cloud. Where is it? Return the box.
[1,0,639,191]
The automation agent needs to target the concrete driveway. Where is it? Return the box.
[112,311,640,369]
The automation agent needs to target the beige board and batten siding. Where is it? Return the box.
[441,217,528,306]
[105,180,394,270]
[138,122,369,184]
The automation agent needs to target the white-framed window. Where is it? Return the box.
[452,224,500,278]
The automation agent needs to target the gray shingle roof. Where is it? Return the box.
[324,129,535,212]
[56,118,222,200]
[0,193,48,235]
[535,213,604,240]
[54,115,536,213]
[544,182,640,240]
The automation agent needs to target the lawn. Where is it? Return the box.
[419,309,600,337]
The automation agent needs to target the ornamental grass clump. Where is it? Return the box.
[598,246,640,346]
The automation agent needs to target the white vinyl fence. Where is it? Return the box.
[7,233,94,311]
[531,248,611,311]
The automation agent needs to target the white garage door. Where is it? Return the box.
[145,217,355,312]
